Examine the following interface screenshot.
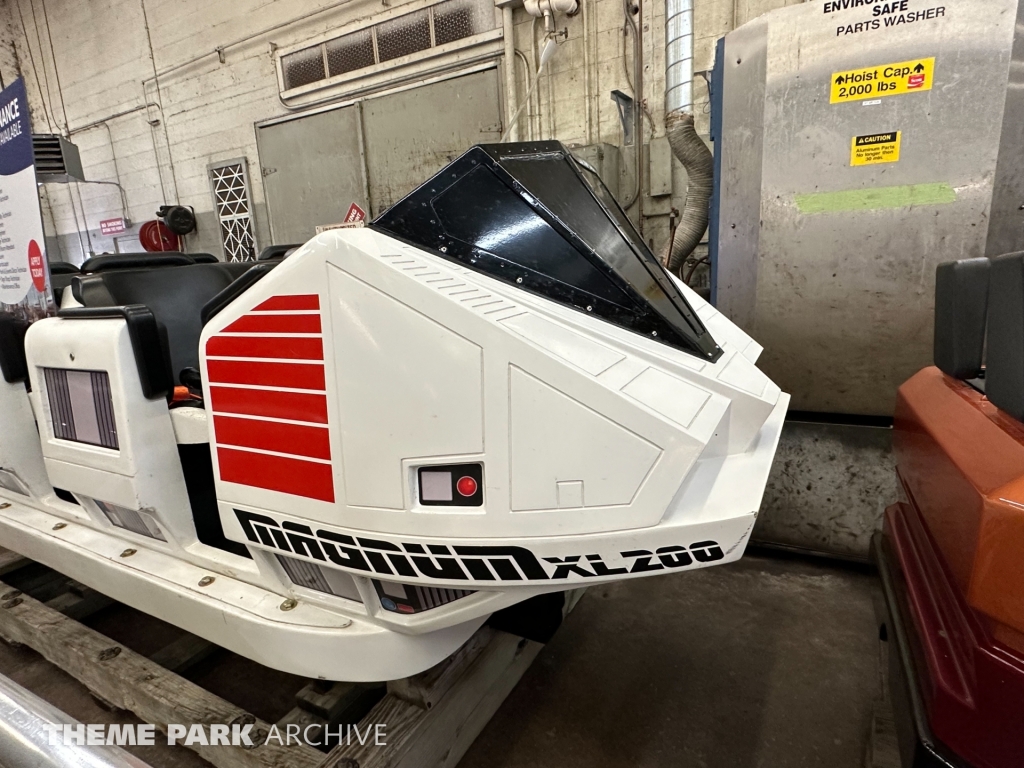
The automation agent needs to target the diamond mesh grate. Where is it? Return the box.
[375,9,432,62]
[279,2,496,93]
[433,0,495,46]
[282,46,327,90]
[210,162,257,262]
[326,29,376,77]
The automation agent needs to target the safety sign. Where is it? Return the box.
[850,131,901,166]
[831,58,934,103]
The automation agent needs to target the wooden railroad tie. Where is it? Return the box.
[0,553,578,768]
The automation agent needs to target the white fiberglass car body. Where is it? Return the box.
[0,143,788,681]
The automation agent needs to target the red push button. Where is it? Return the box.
[456,476,478,497]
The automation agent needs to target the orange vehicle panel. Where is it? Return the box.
[894,366,1024,641]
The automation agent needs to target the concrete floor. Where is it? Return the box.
[0,552,882,768]
[462,552,883,768]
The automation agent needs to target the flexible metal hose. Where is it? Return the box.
[664,110,713,274]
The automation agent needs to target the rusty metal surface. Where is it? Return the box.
[753,420,896,561]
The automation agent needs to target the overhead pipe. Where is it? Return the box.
[664,0,714,275]
[0,673,152,768]
[503,6,520,142]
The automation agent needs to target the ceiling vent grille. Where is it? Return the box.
[32,135,85,183]
[279,0,499,99]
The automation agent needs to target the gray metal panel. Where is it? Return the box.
[569,142,621,199]
[714,17,768,330]
[986,0,1024,257]
[717,0,1018,415]
[361,68,502,215]
[256,106,366,243]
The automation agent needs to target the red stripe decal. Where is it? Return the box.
[206,336,323,360]
[218,447,334,502]
[223,314,322,334]
[214,415,331,460]
[254,295,320,311]
[210,386,328,423]
[207,360,326,391]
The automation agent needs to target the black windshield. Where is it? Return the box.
[371,141,721,362]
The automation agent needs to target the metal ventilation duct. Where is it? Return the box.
[31,134,85,183]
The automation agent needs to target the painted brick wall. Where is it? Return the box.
[0,0,805,264]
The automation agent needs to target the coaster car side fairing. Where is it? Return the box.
[879,254,1024,768]
[0,143,788,681]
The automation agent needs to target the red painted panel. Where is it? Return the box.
[218,447,334,502]
[209,386,328,424]
[206,335,323,360]
[253,295,319,311]
[894,367,1024,597]
[206,360,326,391]
[886,503,1024,768]
[886,365,1024,768]
[223,314,322,334]
[214,415,331,460]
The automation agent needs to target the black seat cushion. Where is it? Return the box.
[934,257,990,380]
[73,262,255,379]
[988,253,1024,421]
[81,252,194,273]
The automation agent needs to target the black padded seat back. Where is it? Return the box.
[259,244,303,261]
[190,253,219,264]
[0,315,28,383]
[73,262,256,379]
[987,253,1024,421]
[51,273,78,306]
[934,257,990,380]
[81,252,193,273]
[48,261,80,275]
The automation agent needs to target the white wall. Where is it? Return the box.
[0,0,804,263]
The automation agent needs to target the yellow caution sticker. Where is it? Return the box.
[831,58,934,104]
[851,132,901,166]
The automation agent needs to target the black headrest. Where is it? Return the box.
[48,261,80,275]
[201,263,276,325]
[934,257,990,380]
[73,262,257,379]
[190,253,219,264]
[80,252,194,273]
[987,253,1024,421]
[0,315,28,383]
[259,244,303,261]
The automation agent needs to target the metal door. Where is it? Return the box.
[256,106,366,244]
[257,67,502,240]
[361,68,502,214]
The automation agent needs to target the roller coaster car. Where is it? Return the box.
[879,253,1024,768]
[0,142,788,681]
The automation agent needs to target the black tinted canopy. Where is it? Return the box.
[371,142,721,361]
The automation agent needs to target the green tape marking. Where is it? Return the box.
[794,182,956,214]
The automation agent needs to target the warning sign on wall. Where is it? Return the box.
[831,58,934,104]
[851,132,901,166]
